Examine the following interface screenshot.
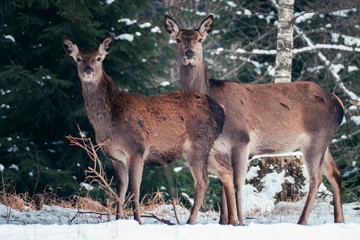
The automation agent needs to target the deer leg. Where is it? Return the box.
[231,145,249,226]
[185,150,210,225]
[112,160,129,220]
[128,154,144,224]
[322,147,344,223]
[219,184,229,224]
[298,145,325,225]
[208,155,238,225]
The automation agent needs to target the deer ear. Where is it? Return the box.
[198,14,214,38]
[98,34,114,57]
[164,15,180,40]
[62,36,79,60]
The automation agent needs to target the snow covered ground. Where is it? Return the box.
[0,199,359,240]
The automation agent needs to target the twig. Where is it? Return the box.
[68,209,110,224]
[65,125,124,217]
[141,213,175,225]
[171,200,180,225]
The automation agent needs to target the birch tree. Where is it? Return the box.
[274,0,295,83]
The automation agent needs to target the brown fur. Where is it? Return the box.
[62,35,239,225]
[165,15,345,225]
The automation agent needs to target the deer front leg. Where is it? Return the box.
[185,150,210,224]
[112,160,128,219]
[128,154,144,224]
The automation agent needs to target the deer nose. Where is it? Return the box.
[84,66,94,75]
[185,50,195,59]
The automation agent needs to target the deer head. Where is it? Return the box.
[62,35,114,83]
[164,15,214,66]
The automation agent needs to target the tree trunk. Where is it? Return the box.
[275,0,295,83]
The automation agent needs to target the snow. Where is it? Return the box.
[114,33,134,42]
[160,81,170,87]
[196,11,207,16]
[9,164,19,171]
[331,8,357,17]
[138,22,151,28]
[4,35,15,42]
[117,18,137,26]
[342,35,360,47]
[150,26,161,33]
[0,164,4,171]
[294,12,316,24]
[226,1,237,8]
[348,66,359,72]
[350,115,360,125]
[0,201,359,240]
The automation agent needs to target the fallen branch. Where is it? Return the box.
[141,213,175,225]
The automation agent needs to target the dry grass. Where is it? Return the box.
[0,127,186,223]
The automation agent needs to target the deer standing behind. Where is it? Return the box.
[62,35,239,225]
[165,15,345,225]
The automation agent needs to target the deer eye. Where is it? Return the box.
[176,39,181,43]
[198,38,203,43]
[76,57,81,63]
[96,57,101,62]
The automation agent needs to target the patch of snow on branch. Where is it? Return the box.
[342,35,360,47]
[252,49,277,55]
[9,164,19,171]
[160,81,170,87]
[80,182,94,191]
[331,8,357,17]
[294,12,316,24]
[118,18,137,26]
[226,1,237,8]
[151,26,161,33]
[244,9,252,16]
[106,0,114,4]
[235,48,246,53]
[350,115,360,125]
[196,11,207,16]
[115,33,134,42]
[293,44,360,54]
[4,35,15,42]
[139,22,151,28]
[348,66,359,72]
[181,192,194,206]
[173,166,183,172]
[331,33,340,43]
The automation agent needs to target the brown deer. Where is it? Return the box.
[62,34,239,225]
[165,15,345,225]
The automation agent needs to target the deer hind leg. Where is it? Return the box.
[112,160,129,220]
[128,154,144,224]
[219,184,229,224]
[185,147,210,225]
[322,147,344,223]
[231,145,249,226]
[208,154,238,225]
[298,144,326,225]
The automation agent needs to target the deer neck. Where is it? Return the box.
[179,58,210,95]
[80,70,115,130]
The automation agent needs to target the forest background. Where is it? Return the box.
[1,0,359,212]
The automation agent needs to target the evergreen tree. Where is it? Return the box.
[0,0,174,199]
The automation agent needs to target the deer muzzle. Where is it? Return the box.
[84,66,94,78]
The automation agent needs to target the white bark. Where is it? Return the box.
[274,0,295,83]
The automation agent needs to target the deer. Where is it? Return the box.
[62,34,239,225]
[165,15,345,225]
